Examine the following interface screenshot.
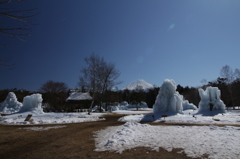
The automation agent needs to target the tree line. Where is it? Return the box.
[1,59,240,111]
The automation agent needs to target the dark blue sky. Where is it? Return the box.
[1,0,240,91]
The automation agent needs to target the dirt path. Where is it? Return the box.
[0,114,196,159]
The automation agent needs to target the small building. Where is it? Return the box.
[66,92,93,112]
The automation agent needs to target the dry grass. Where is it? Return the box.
[0,114,199,159]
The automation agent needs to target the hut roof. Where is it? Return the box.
[66,92,92,101]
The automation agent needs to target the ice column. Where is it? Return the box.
[0,92,23,113]
[153,79,183,114]
[198,87,226,112]
[19,93,44,114]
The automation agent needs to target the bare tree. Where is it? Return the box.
[200,78,207,85]
[220,65,234,84]
[78,53,104,93]
[100,62,122,94]
[0,0,37,68]
[78,53,122,113]
[39,80,68,93]
[220,65,235,107]
[38,80,68,111]
[0,0,37,40]
[234,68,240,80]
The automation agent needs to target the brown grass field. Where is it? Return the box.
[0,114,204,159]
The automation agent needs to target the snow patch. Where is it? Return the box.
[19,125,66,131]
[95,122,240,158]
[1,112,106,125]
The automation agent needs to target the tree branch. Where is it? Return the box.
[0,57,15,69]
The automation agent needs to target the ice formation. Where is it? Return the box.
[0,92,23,114]
[107,106,128,111]
[121,101,129,106]
[182,100,197,110]
[198,87,226,112]
[153,79,183,114]
[19,94,44,114]
[92,105,106,112]
[127,101,148,109]
[153,79,197,114]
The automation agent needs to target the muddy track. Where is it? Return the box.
[0,114,198,159]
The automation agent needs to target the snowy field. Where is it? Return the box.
[118,109,240,125]
[112,109,153,115]
[93,109,240,159]
[1,82,240,159]
[95,121,240,159]
[0,109,153,125]
[0,112,106,125]
[1,108,240,126]
[1,109,240,158]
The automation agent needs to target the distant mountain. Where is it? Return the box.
[122,79,154,91]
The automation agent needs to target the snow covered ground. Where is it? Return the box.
[95,121,240,159]
[94,109,240,159]
[112,109,153,115]
[119,109,240,125]
[19,125,67,131]
[2,107,240,158]
[0,107,152,125]
[0,112,105,125]
[2,108,240,126]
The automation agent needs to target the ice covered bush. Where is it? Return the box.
[19,93,44,114]
[92,105,105,112]
[0,92,23,114]
[153,79,183,114]
[140,101,148,107]
[107,106,128,111]
[121,101,129,106]
[127,101,148,109]
[198,87,226,113]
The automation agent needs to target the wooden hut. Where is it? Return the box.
[66,92,92,112]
